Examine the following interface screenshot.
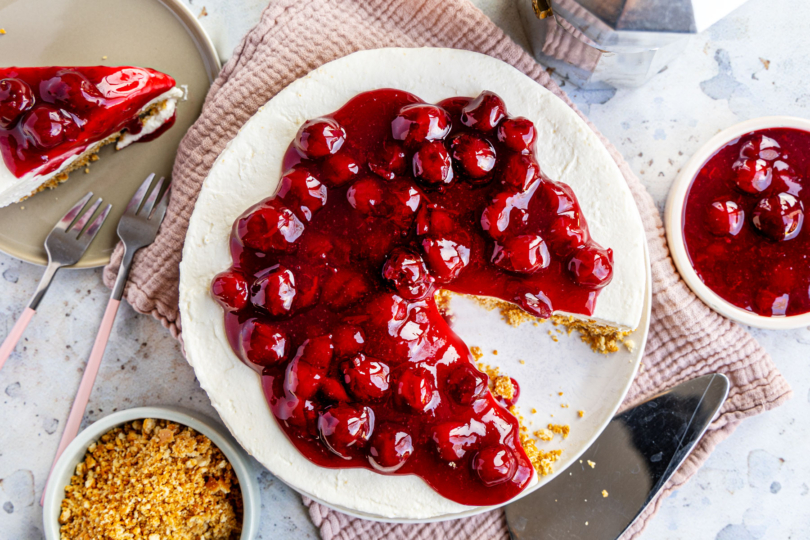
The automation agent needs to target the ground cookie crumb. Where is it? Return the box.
[59,418,242,540]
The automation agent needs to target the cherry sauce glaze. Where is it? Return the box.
[212,89,614,506]
[684,128,810,317]
[0,66,177,178]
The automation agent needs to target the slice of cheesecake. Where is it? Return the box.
[0,66,184,208]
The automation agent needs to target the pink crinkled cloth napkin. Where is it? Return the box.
[103,0,793,537]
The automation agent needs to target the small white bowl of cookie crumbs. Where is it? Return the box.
[43,407,260,540]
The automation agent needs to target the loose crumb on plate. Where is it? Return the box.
[548,424,570,439]
[587,460,596,468]
[469,346,484,362]
[602,490,609,498]
[59,418,242,540]
[0,28,6,34]
[578,410,585,418]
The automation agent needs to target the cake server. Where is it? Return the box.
[505,373,729,540]
[40,174,170,505]
[0,193,111,372]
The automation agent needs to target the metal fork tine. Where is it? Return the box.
[140,176,165,218]
[69,198,103,236]
[79,204,113,244]
[150,183,171,223]
[125,173,155,216]
[55,192,94,232]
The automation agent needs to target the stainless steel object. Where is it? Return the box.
[505,373,729,540]
[0,193,111,371]
[517,0,750,89]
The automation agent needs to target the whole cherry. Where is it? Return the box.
[391,103,451,147]
[322,153,359,186]
[445,363,488,406]
[0,78,34,129]
[341,354,391,401]
[497,117,536,153]
[211,270,250,311]
[318,404,374,459]
[449,132,497,180]
[567,244,614,289]
[277,165,327,222]
[347,176,386,215]
[412,140,454,186]
[394,367,439,413]
[500,153,540,191]
[705,200,744,236]
[368,424,414,472]
[236,199,304,253]
[431,419,486,462]
[472,444,518,487]
[382,247,434,300]
[40,71,105,112]
[251,265,297,316]
[752,192,804,241]
[461,91,507,132]
[491,234,550,274]
[368,140,407,180]
[240,319,288,366]
[732,158,772,194]
[21,104,80,149]
[295,117,346,159]
[420,235,471,283]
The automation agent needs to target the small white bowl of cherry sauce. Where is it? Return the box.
[666,116,810,329]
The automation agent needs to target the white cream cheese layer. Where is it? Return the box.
[0,87,184,208]
[179,48,648,520]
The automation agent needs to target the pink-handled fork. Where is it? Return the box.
[0,193,111,371]
[40,174,171,504]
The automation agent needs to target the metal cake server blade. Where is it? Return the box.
[506,373,729,540]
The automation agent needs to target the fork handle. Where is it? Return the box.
[0,308,36,371]
[40,297,121,506]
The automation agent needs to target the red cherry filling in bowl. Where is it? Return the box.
[215,89,613,506]
[683,128,810,317]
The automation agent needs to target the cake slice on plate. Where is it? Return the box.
[0,66,184,208]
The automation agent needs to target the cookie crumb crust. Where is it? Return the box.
[59,418,242,540]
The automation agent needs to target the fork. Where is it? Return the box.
[0,193,111,371]
[40,174,171,504]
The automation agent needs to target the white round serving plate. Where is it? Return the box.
[179,48,650,522]
[42,406,260,540]
[665,115,810,330]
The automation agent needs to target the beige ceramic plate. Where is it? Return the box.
[0,0,219,268]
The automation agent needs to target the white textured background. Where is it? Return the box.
[1,1,808,539]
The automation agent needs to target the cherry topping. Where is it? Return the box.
[732,158,772,194]
[481,191,529,240]
[382,247,434,301]
[772,160,802,196]
[497,117,536,153]
[21,104,80,149]
[322,153,359,186]
[705,200,744,236]
[461,91,507,132]
[752,192,804,241]
[295,117,346,159]
[321,270,371,312]
[391,103,451,147]
[0,78,34,128]
[431,419,485,462]
[472,445,518,487]
[341,354,391,401]
[740,134,780,161]
[754,290,790,317]
[416,203,457,237]
[413,141,454,186]
[211,270,250,311]
[491,235,550,274]
[318,404,374,459]
[420,236,470,283]
[240,319,288,366]
[567,244,614,289]
[546,215,589,256]
[449,132,496,180]
[236,199,304,253]
[386,181,423,228]
[368,140,407,180]
[368,424,414,471]
[347,176,386,215]
[395,367,439,413]
[40,71,105,112]
[277,166,327,222]
[251,265,297,316]
[333,325,366,358]
[446,363,488,406]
